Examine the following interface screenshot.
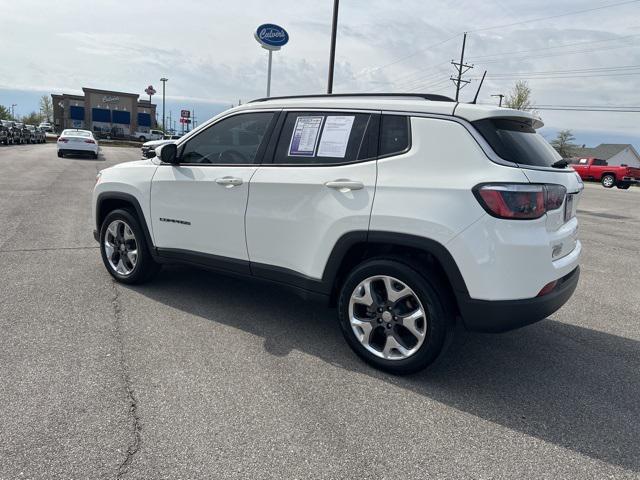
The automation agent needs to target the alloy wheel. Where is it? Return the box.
[348,275,428,360]
[104,220,138,276]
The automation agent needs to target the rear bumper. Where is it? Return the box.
[458,266,580,333]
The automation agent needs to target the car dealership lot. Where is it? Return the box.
[1,144,638,479]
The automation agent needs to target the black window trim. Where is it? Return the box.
[262,109,381,167]
[160,109,281,167]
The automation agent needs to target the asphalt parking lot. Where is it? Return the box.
[1,143,638,479]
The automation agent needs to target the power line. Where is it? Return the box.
[471,42,640,65]
[536,104,640,108]
[468,0,640,33]
[364,35,461,74]
[535,107,640,112]
[485,64,640,75]
[467,33,640,61]
[471,71,640,80]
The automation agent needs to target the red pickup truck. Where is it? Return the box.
[571,157,640,189]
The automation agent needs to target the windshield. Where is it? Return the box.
[473,118,562,167]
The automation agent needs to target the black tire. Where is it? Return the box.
[337,257,455,375]
[139,136,146,142]
[99,209,159,284]
[92,152,99,159]
[57,151,64,158]
[617,184,631,190]
[601,174,615,188]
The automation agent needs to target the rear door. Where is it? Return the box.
[245,110,379,285]
[150,111,277,269]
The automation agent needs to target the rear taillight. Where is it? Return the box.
[473,184,566,220]
[85,139,95,144]
[58,138,68,143]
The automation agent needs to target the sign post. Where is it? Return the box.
[144,85,156,104]
[254,24,289,97]
[180,110,191,134]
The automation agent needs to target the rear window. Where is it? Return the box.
[273,112,372,165]
[62,130,90,137]
[473,118,561,167]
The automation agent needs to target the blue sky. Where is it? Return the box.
[1,0,638,149]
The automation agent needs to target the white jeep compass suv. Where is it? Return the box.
[92,93,582,374]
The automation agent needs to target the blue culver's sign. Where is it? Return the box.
[254,24,289,50]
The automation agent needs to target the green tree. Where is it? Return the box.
[504,80,533,111]
[39,95,53,122]
[0,105,11,120]
[21,111,43,125]
[551,129,578,158]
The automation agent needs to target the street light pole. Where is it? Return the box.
[11,104,17,120]
[327,0,339,94]
[160,77,168,131]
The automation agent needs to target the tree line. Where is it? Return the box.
[0,95,53,125]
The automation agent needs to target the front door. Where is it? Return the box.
[150,111,276,270]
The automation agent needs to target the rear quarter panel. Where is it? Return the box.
[370,116,529,245]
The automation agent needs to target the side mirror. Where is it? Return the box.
[158,143,178,164]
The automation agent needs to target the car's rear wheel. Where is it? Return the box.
[338,258,454,374]
[57,151,63,158]
[99,209,159,284]
[617,183,631,189]
[601,174,615,188]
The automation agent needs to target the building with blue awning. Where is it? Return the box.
[52,87,157,137]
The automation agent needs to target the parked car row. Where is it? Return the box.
[0,120,48,145]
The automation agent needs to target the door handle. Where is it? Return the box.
[325,180,364,191]
[215,176,243,188]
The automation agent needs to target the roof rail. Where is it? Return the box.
[249,93,455,103]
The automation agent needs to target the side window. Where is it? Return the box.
[379,115,410,157]
[273,112,372,165]
[181,112,274,164]
[593,159,608,166]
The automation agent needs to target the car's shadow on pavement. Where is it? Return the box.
[127,264,640,473]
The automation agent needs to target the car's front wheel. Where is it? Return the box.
[99,209,159,284]
[338,258,454,374]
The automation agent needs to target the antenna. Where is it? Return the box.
[472,71,487,104]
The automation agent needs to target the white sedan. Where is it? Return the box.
[57,129,99,159]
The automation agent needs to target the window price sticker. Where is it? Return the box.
[317,116,355,158]
[288,116,324,157]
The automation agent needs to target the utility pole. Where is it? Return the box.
[450,33,473,101]
[491,94,505,107]
[160,77,168,132]
[168,110,172,134]
[327,0,339,94]
[11,104,17,120]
